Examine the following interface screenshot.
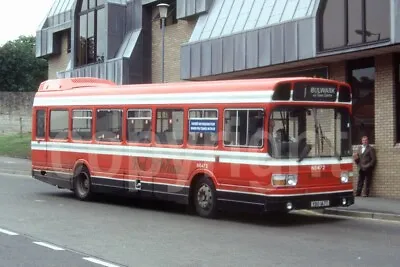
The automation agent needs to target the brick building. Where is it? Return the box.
[36,0,400,199]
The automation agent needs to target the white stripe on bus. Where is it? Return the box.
[31,141,353,166]
[33,90,275,106]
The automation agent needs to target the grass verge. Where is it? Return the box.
[0,133,31,159]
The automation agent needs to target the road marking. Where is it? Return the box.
[0,228,19,236]
[82,257,121,267]
[33,241,65,251]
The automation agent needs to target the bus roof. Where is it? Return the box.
[33,77,351,107]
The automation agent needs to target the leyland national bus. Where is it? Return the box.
[31,77,355,218]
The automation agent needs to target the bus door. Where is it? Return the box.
[32,108,48,170]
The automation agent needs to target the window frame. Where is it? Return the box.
[187,108,219,147]
[126,108,153,144]
[223,108,265,149]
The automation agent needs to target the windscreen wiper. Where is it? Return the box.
[318,123,342,161]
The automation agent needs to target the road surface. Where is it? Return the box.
[0,161,399,266]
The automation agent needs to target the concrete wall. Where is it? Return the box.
[0,92,35,135]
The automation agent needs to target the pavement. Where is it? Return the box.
[1,155,400,223]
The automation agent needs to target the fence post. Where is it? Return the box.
[19,117,22,137]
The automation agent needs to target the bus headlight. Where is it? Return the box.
[341,172,349,183]
[272,174,298,186]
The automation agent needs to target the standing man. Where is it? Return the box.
[353,136,376,197]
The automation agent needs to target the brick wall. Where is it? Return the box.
[151,9,196,83]
[0,92,35,135]
[47,31,71,80]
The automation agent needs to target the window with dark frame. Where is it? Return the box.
[223,109,265,148]
[72,110,92,141]
[95,109,122,142]
[317,0,390,52]
[76,0,106,66]
[188,109,218,147]
[347,57,375,144]
[36,110,46,139]
[49,110,69,140]
[156,109,183,145]
[127,109,152,144]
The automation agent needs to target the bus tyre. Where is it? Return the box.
[73,167,92,201]
[193,176,217,218]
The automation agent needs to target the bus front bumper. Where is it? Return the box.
[264,191,355,212]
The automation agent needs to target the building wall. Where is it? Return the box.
[47,31,70,80]
[151,11,196,83]
[0,92,35,135]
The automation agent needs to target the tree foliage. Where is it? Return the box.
[0,35,48,92]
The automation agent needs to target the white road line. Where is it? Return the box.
[82,257,121,267]
[0,228,19,236]
[33,241,65,251]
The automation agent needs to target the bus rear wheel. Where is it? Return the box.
[73,167,92,201]
[193,176,217,218]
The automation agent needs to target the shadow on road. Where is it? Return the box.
[40,190,346,227]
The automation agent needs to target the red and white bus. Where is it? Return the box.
[31,77,355,218]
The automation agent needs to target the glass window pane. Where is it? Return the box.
[78,14,87,65]
[349,61,375,144]
[281,0,298,22]
[365,0,390,42]
[347,0,363,45]
[72,110,92,141]
[36,110,46,138]
[96,109,123,142]
[156,109,184,145]
[87,11,95,63]
[50,110,69,139]
[96,8,106,62]
[321,0,346,50]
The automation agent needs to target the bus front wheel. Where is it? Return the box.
[73,167,92,201]
[193,176,217,218]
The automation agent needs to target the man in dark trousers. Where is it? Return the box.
[353,136,376,197]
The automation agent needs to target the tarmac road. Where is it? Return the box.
[0,165,399,266]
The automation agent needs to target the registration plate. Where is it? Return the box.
[310,200,330,208]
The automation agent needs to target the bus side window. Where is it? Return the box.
[96,109,123,142]
[36,110,46,139]
[127,109,152,143]
[49,110,69,140]
[188,109,218,146]
[156,109,183,145]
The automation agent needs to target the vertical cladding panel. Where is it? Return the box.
[196,0,206,13]
[284,21,298,62]
[108,4,126,59]
[211,38,223,75]
[246,30,259,69]
[271,24,284,65]
[298,18,314,59]
[180,45,191,79]
[107,62,115,81]
[47,30,54,55]
[126,1,134,33]
[395,0,400,43]
[222,35,235,73]
[234,33,246,71]
[132,0,142,30]
[258,27,271,67]
[36,31,42,57]
[177,0,186,19]
[41,30,48,56]
[187,0,196,17]
[190,43,201,78]
[201,41,212,76]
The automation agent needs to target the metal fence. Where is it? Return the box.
[0,115,32,135]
